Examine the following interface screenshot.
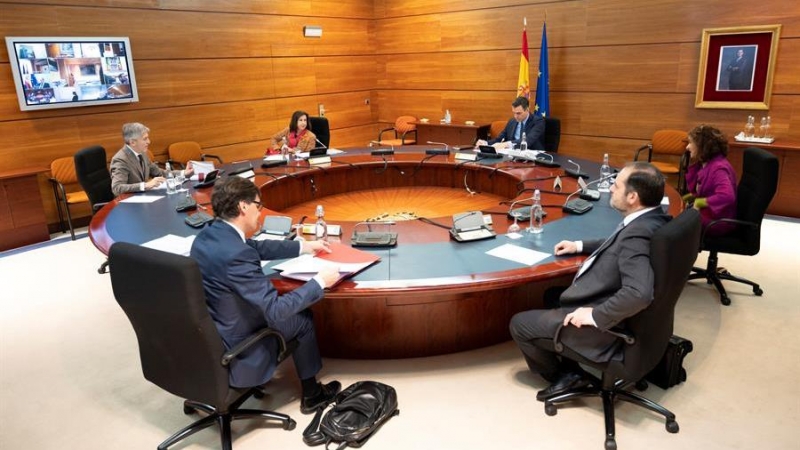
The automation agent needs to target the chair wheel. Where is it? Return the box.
[284,419,297,431]
[544,403,557,416]
[635,380,648,391]
[754,286,763,296]
[605,437,617,450]
[183,405,196,415]
[720,295,731,306]
[666,419,679,433]
[253,389,265,399]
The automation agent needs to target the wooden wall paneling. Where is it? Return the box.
[375,16,443,54]
[314,55,376,94]
[272,57,318,98]
[269,18,374,57]
[585,0,800,45]
[773,38,800,94]
[376,0,556,18]
[330,124,381,148]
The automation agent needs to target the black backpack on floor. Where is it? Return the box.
[303,381,399,449]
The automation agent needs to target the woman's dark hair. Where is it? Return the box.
[688,124,728,163]
[211,176,259,220]
[289,110,310,133]
[624,162,666,207]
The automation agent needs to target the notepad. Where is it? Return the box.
[272,242,379,287]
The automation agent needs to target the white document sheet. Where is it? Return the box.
[295,148,345,159]
[486,243,550,266]
[141,234,196,256]
[120,195,164,203]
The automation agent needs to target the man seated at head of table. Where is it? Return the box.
[475,97,545,151]
[110,122,194,196]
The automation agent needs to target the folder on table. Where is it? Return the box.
[272,242,380,287]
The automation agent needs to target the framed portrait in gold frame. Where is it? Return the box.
[695,24,781,110]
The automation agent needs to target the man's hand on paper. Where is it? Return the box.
[317,265,341,288]
[303,240,332,254]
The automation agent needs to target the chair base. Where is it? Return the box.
[158,391,296,450]
[543,375,678,450]
[687,251,763,306]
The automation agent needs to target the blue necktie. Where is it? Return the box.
[514,121,522,141]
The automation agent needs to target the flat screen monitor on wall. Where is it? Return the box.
[5,36,139,112]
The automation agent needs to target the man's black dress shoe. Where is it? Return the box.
[300,380,342,414]
[536,372,590,401]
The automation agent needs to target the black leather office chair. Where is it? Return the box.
[109,242,297,450]
[541,209,701,450]
[544,117,561,153]
[74,145,114,212]
[687,146,779,305]
[309,116,330,149]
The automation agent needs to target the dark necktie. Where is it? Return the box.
[137,154,146,178]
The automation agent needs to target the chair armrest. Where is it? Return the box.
[221,327,288,367]
[553,324,635,353]
[702,217,759,241]
[634,143,653,162]
[401,129,418,142]
[377,127,396,142]
[201,154,224,164]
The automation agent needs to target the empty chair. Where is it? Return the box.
[542,209,701,450]
[378,116,417,146]
[74,145,114,212]
[308,116,330,149]
[167,141,223,169]
[109,242,297,450]
[687,146,779,305]
[49,156,89,240]
[544,117,561,153]
[634,130,690,193]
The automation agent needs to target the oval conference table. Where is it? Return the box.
[90,146,682,359]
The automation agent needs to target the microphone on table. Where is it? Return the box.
[316,138,356,168]
[562,173,615,214]
[425,141,450,156]
[351,221,398,248]
[369,140,395,156]
[565,160,590,178]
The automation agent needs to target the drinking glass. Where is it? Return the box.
[507,211,521,234]
[175,171,187,192]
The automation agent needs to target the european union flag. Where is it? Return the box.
[534,22,549,118]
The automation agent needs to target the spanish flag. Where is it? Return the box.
[517,22,530,99]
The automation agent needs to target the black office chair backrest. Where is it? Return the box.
[309,116,330,149]
[733,147,779,253]
[544,117,561,153]
[109,242,231,407]
[616,209,701,380]
[74,145,114,207]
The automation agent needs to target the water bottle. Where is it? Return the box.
[444,109,452,124]
[529,189,544,234]
[598,153,612,192]
[165,161,176,194]
[764,116,772,139]
[520,131,528,152]
[744,115,756,139]
[314,204,327,241]
[759,117,767,138]
[281,136,288,160]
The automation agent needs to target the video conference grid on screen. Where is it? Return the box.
[11,39,135,107]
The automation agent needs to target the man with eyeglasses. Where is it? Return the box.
[190,176,342,413]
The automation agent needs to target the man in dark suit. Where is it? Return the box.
[510,162,669,401]
[109,122,194,196]
[476,96,545,150]
[725,48,752,91]
[190,176,342,413]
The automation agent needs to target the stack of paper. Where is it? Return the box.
[272,242,379,286]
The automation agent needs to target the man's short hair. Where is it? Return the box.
[211,176,259,220]
[512,97,530,110]
[624,162,665,207]
[122,123,149,144]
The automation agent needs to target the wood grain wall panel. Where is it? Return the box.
[6,0,373,20]
[586,0,800,44]
[272,58,318,98]
[314,56,376,94]
[773,38,800,94]
[375,0,556,18]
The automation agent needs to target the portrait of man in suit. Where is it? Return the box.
[718,46,756,91]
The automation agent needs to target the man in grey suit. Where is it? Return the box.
[109,122,194,196]
[510,162,669,401]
